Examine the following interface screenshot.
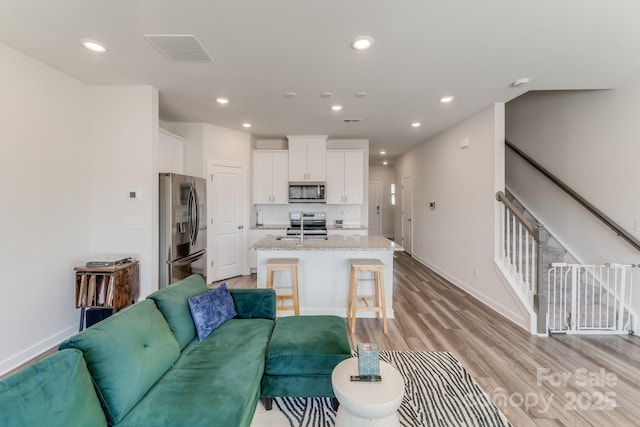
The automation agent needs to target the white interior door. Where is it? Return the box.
[368,182,382,236]
[401,176,413,254]
[208,163,245,281]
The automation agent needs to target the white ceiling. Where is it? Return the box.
[2,1,640,164]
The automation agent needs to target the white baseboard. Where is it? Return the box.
[411,254,532,333]
[0,324,77,376]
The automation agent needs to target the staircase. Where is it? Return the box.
[547,263,634,334]
[504,191,572,267]
[502,191,635,335]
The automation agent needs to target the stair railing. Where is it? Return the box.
[506,140,640,252]
[496,191,547,333]
[547,263,635,334]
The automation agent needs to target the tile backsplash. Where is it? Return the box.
[255,204,362,227]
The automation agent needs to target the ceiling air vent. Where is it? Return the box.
[144,35,214,63]
[343,118,362,124]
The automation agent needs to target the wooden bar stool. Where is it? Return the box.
[266,258,300,316]
[347,259,387,334]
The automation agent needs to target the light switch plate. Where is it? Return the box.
[128,189,142,200]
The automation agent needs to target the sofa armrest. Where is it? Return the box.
[230,289,276,320]
[0,349,107,427]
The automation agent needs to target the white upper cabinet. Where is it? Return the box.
[158,128,184,174]
[326,150,364,204]
[253,150,289,204]
[288,135,327,181]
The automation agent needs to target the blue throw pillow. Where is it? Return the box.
[188,283,237,341]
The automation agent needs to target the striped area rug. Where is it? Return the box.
[251,351,511,427]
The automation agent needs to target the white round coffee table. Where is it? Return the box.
[331,357,405,427]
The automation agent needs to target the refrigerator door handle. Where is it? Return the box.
[167,249,206,267]
[187,184,197,246]
[192,183,200,245]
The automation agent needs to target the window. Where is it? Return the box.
[390,183,396,206]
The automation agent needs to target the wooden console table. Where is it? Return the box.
[74,260,139,331]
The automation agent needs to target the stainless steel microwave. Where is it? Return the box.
[288,182,326,203]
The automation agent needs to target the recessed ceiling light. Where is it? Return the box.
[352,36,374,51]
[355,92,368,98]
[331,105,343,111]
[81,39,107,53]
[284,92,297,98]
[380,150,386,155]
[216,97,229,104]
[242,123,252,128]
[320,92,333,98]
[382,161,388,166]
[440,96,455,103]
[411,122,421,128]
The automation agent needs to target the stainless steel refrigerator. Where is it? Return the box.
[159,173,207,288]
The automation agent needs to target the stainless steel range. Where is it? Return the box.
[286,212,327,236]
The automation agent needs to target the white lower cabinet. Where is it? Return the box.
[250,229,286,271]
[327,229,368,237]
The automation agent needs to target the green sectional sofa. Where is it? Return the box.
[0,275,277,427]
[1,274,353,427]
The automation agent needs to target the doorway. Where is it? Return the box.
[401,176,413,254]
[207,162,246,282]
[368,182,382,236]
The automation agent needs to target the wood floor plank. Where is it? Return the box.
[221,252,640,426]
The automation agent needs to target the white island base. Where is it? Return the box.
[255,236,401,318]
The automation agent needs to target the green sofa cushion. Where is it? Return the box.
[230,288,276,320]
[59,300,180,425]
[146,274,208,350]
[0,349,107,427]
[266,315,351,376]
[116,318,275,427]
[261,374,337,398]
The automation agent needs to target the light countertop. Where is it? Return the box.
[251,224,368,231]
[251,225,289,230]
[327,225,368,231]
[253,235,404,252]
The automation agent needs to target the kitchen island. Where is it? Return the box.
[253,235,403,318]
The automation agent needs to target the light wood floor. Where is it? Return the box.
[219,252,640,427]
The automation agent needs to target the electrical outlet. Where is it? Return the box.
[124,217,144,230]
[635,220,640,232]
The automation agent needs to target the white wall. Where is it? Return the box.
[0,43,159,375]
[203,123,252,167]
[87,86,159,298]
[506,89,640,324]
[394,104,531,330]
[0,43,91,373]
[369,165,395,238]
